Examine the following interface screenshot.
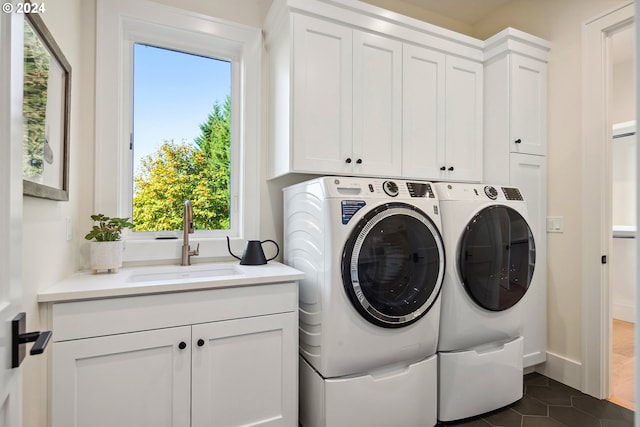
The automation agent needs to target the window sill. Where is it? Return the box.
[121,236,248,265]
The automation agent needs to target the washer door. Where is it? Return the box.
[459,205,536,311]
[342,203,445,328]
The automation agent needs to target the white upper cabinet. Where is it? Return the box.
[352,31,402,176]
[402,44,445,179]
[265,0,485,180]
[483,29,550,184]
[443,56,483,181]
[287,14,402,177]
[510,54,547,155]
[291,15,353,175]
[402,46,483,182]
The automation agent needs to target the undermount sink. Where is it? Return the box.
[128,265,239,283]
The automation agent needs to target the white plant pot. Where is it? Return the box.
[89,240,124,274]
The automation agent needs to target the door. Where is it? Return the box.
[510,54,547,155]
[402,44,445,179]
[341,202,445,328]
[52,327,192,427]
[510,153,547,366]
[459,204,536,311]
[292,14,353,174]
[445,56,483,182]
[0,6,24,425]
[352,30,402,177]
[191,313,297,427]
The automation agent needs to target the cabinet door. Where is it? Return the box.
[445,56,483,182]
[402,44,446,179]
[292,14,353,174]
[352,31,402,176]
[52,326,191,427]
[510,153,547,367]
[510,55,547,155]
[192,312,297,427]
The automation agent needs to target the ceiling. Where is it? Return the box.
[400,0,513,25]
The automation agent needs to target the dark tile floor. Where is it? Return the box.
[437,372,634,427]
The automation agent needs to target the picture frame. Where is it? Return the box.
[22,8,71,201]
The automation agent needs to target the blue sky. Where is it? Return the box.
[133,43,231,173]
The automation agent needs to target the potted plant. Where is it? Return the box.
[84,214,134,274]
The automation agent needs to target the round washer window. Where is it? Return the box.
[459,205,536,311]
[341,203,445,328]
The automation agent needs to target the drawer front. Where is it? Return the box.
[52,282,298,341]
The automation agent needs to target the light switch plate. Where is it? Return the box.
[546,216,564,233]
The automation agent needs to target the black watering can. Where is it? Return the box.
[226,236,280,265]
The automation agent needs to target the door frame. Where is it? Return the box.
[0,2,24,424]
[581,1,634,399]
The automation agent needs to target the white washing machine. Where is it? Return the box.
[284,176,445,427]
[433,182,536,422]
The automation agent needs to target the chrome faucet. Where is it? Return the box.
[181,200,199,266]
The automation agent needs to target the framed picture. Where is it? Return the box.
[22,8,71,201]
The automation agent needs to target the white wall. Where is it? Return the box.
[21,0,633,424]
[21,2,273,426]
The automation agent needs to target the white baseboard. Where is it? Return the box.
[534,351,582,391]
[612,302,635,323]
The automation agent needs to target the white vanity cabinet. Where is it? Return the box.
[483,28,550,368]
[40,265,301,427]
[402,44,483,182]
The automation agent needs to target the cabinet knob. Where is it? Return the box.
[178,341,187,350]
[345,158,352,164]
[448,166,454,171]
[356,158,362,164]
[514,138,522,144]
[440,166,446,171]
[197,339,205,347]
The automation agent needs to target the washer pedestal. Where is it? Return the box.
[438,336,524,422]
[300,355,437,427]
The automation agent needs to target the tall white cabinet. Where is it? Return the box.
[483,28,550,368]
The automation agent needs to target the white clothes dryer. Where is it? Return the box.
[433,182,536,422]
[284,176,446,378]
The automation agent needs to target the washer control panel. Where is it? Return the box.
[382,180,399,197]
[484,186,499,200]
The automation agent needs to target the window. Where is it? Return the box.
[96,0,261,262]
[132,44,232,232]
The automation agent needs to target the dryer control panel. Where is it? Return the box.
[502,187,524,201]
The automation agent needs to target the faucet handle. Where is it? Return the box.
[190,243,200,257]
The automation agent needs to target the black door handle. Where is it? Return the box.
[12,312,52,368]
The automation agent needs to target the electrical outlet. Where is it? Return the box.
[546,216,563,233]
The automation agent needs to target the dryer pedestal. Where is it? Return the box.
[300,355,438,427]
[438,336,524,422]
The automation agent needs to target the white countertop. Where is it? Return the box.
[38,261,304,303]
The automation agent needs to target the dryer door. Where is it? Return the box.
[459,205,536,311]
[342,203,445,328]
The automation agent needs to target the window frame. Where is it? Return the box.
[96,0,261,262]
